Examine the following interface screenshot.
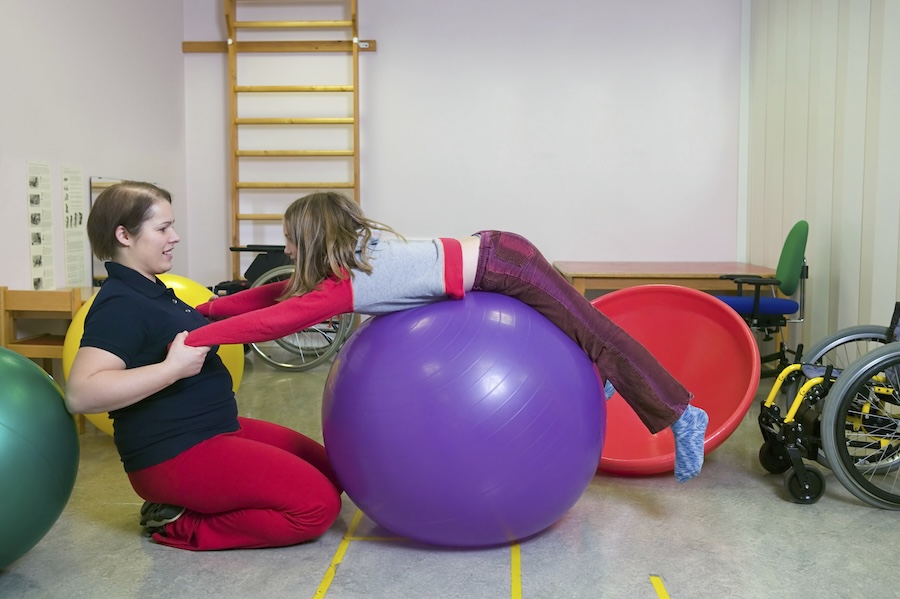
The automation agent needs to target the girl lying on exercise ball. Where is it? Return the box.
[187,192,708,483]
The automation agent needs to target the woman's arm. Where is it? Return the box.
[64,331,211,415]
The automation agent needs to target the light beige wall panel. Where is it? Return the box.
[781,1,813,349]
[747,0,770,261]
[857,0,884,326]
[783,0,811,232]
[869,0,900,321]
[804,0,839,344]
[761,1,789,268]
[831,0,870,329]
[748,0,900,350]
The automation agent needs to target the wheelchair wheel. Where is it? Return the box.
[783,465,825,504]
[786,325,891,397]
[248,265,354,372]
[801,325,892,372]
[820,343,900,509]
[759,438,791,474]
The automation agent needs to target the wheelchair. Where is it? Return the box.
[758,303,900,508]
[217,246,354,372]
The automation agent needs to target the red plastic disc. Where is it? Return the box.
[592,285,760,475]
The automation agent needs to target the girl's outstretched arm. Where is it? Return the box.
[186,276,353,346]
[195,279,289,319]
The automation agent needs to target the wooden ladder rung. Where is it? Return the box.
[234,20,353,29]
[235,117,354,125]
[237,181,355,189]
[236,214,285,221]
[237,150,354,157]
[235,85,354,93]
[183,40,376,53]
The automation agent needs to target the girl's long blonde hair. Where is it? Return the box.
[279,192,401,300]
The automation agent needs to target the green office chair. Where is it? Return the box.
[716,220,809,378]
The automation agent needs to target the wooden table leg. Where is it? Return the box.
[572,278,586,296]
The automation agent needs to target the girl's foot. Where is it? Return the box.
[603,379,616,400]
[670,405,709,483]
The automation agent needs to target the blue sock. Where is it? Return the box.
[603,380,616,400]
[670,405,709,483]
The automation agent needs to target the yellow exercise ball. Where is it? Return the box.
[62,273,244,436]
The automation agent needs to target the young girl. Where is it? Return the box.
[66,182,343,550]
[186,192,709,483]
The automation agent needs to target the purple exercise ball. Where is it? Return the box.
[322,292,605,547]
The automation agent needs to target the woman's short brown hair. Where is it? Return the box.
[86,181,172,261]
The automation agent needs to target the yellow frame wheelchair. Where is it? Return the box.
[758,303,900,508]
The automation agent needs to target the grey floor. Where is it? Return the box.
[0,353,893,599]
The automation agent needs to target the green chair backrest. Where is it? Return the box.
[775,220,808,296]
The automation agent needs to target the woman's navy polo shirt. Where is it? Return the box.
[81,262,239,472]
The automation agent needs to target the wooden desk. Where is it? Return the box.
[552,261,776,295]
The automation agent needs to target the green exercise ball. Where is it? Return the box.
[0,347,79,570]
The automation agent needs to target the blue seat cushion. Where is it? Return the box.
[716,295,799,317]
[801,364,842,379]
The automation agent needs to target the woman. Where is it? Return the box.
[65,181,342,551]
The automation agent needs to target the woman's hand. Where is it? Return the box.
[165,331,211,378]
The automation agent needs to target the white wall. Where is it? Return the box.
[2,1,744,292]
[183,0,744,287]
[183,0,231,286]
[360,0,743,263]
[0,0,187,291]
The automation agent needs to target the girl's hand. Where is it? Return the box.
[166,331,211,378]
[195,296,216,318]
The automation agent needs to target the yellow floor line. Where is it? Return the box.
[316,514,527,599]
[650,575,671,599]
[346,535,405,542]
[510,543,522,599]
[313,509,364,599]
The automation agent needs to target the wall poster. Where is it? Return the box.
[62,166,87,287]
[26,161,55,290]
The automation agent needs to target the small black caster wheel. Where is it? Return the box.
[759,439,791,474]
[783,465,825,504]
